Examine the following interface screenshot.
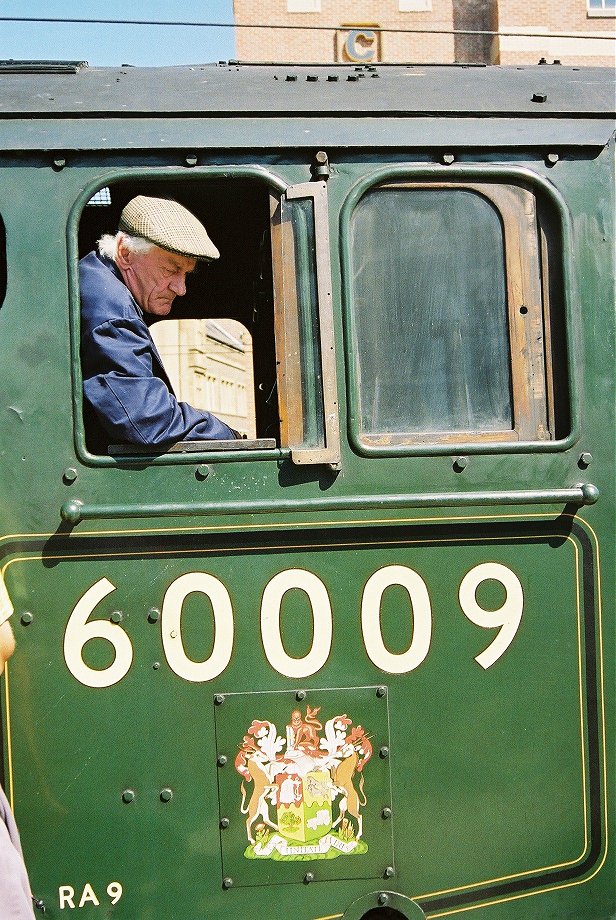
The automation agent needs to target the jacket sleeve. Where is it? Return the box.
[82,317,238,444]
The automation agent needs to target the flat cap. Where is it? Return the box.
[119,195,219,261]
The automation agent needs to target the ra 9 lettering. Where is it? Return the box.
[59,882,122,909]
[63,564,524,688]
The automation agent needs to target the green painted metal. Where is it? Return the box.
[0,63,613,920]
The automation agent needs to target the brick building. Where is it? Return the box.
[494,0,615,65]
[233,0,615,66]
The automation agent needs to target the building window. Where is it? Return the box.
[399,0,432,11]
[587,0,615,14]
[287,0,321,12]
[346,181,564,449]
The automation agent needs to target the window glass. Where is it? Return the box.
[150,318,256,438]
[588,0,615,10]
[350,187,512,437]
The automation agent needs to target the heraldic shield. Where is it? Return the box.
[215,687,393,885]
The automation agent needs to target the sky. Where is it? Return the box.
[0,1,236,67]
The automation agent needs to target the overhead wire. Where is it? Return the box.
[0,16,610,41]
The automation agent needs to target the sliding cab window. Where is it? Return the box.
[346,181,567,450]
[77,179,339,465]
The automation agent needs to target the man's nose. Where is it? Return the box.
[169,273,187,296]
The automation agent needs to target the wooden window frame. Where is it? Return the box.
[348,180,555,449]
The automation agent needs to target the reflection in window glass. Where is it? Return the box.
[350,188,512,437]
[150,318,256,438]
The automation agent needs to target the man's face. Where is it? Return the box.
[117,241,197,316]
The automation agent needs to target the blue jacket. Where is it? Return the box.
[79,252,237,451]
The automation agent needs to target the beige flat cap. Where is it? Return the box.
[119,195,219,261]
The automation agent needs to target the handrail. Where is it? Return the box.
[60,484,598,524]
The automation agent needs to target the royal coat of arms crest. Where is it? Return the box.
[234,705,372,860]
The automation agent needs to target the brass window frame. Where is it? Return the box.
[270,181,340,468]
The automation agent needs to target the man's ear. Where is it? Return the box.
[115,236,133,271]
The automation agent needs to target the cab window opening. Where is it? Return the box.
[78,178,277,454]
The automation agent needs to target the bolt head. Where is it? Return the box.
[20,612,33,626]
[62,467,78,484]
[122,790,135,803]
[220,817,230,829]
[296,689,306,701]
[222,877,233,889]
[217,754,228,767]
[160,788,173,802]
[376,685,387,698]
[382,806,392,819]
[378,893,389,906]
[379,746,390,759]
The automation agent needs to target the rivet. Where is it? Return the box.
[152,662,161,670]
[20,612,34,626]
[217,754,228,767]
[546,152,559,166]
[376,686,387,698]
[214,694,225,705]
[379,746,389,759]
[442,153,455,165]
[160,788,173,802]
[304,871,314,883]
[196,464,210,480]
[222,877,234,889]
[122,789,135,803]
[296,689,306,701]
[220,817,230,829]
[185,153,198,167]
[62,467,77,484]
[378,893,389,906]
[147,608,160,623]
[52,157,66,170]
[110,610,123,624]
[170,630,178,639]
[384,866,395,878]
[578,452,592,469]
[453,456,468,472]
[382,806,392,819]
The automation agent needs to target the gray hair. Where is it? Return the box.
[98,231,155,261]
